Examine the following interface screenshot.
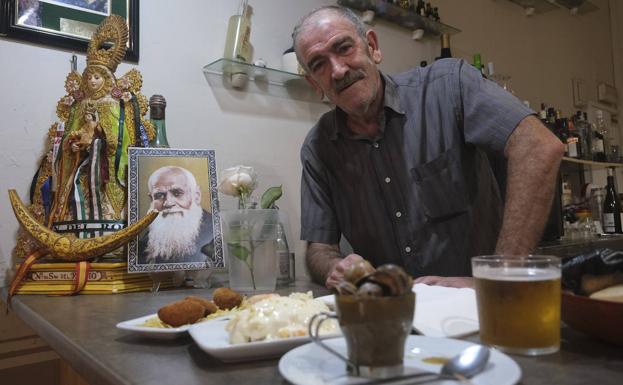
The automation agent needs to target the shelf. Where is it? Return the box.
[337,0,460,36]
[506,0,559,14]
[506,0,598,15]
[562,157,622,168]
[202,58,322,102]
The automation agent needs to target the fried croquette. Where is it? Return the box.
[213,287,243,310]
[185,296,218,316]
[157,299,205,327]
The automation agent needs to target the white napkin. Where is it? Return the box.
[316,284,479,339]
[411,283,479,338]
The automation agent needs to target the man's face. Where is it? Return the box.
[149,170,199,216]
[296,13,382,116]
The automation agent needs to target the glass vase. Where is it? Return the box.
[221,209,279,292]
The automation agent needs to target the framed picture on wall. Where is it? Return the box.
[0,0,139,62]
[127,147,224,273]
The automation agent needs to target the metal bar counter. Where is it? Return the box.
[3,282,623,385]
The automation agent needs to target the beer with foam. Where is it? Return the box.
[472,256,561,355]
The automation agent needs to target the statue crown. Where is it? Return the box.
[86,14,128,73]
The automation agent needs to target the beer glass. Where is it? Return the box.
[472,255,561,356]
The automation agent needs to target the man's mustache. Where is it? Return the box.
[333,70,365,92]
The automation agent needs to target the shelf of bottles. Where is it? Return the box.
[507,0,598,15]
[202,58,322,102]
[337,0,460,36]
[562,157,622,168]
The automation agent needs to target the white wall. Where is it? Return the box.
[0,0,616,284]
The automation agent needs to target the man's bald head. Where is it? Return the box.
[292,6,368,66]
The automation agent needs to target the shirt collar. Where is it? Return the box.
[330,71,404,141]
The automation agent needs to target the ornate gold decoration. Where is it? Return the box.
[9,190,158,261]
[86,14,128,73]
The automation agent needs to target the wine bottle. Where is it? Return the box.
[566,119,581,159]
[592,111,606,162]
[435,34,452,61]
[224,0,252,63]
[603,168,622,234]
[148,95,169,148]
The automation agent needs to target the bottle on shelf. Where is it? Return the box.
[566,118,581,159]
[435,33,452,60]
[148,95,169,148]
[603,168,622,234]
[425,2,433,18]
[539,103,548,125]
[414,0,425,15]
[572,111,591,160]
[592,111,607,162]
[223,0,252,63]
[275,221,294,286]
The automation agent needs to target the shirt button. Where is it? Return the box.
[405,246,412,253]
[373,142,379,148]
[395,211,402,218]
[385,177,391,183]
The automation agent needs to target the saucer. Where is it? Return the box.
[278,335,521,385]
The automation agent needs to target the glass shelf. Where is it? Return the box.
[562,157,622,168]
[507,0,598,15]
[337,0,460,36]
[202,58,322,102]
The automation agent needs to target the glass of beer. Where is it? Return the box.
[472,255,561,356]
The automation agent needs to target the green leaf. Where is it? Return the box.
[227,242,250,262]
[260,185,283,209]
[225,226,252,241]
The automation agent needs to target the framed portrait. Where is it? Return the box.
[127,147,224,273]
[0,0,139,62]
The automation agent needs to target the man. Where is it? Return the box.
[293,6,564,289]
[138,166,215,265]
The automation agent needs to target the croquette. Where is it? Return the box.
[185,296,218,316]
[157,299,205,327]
[212,287,243,310]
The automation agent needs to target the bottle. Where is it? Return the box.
[425,2,433,18]
[148,95,169,148]
[595,109,610,161]
[276,221,294,286]
[435,34,452,60]
[415,0,425,15]
[573,111,591,160]
[592,113,606,162]
[603,168,622,234]
[224,0,252,63]
[539,103,548,124]
[566,119,581,159]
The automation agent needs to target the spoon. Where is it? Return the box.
[440,345,490,381]
[366,345,490,384]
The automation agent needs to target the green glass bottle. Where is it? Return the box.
[148,94,169,148]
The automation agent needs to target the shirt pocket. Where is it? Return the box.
[411,147,469,221]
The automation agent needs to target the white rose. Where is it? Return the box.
[218,165,258,197]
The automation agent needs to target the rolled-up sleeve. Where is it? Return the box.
[300,142,340,244]
[455,60,535,152]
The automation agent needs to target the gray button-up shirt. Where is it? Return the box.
[300,59,533,277]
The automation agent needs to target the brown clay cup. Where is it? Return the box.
[309,292,415,379]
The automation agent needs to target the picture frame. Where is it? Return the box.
[127,147,224,273]
[0,0,139,62]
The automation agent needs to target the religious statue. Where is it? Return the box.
[8,15,159,298]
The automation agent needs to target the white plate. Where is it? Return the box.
[189,317,340,362]
[116,313,192,339]
[317,284,479,338]
[279,335,521,385]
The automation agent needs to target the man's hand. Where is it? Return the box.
[413,276,474,288]
[325,253,365,290]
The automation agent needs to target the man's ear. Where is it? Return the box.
[365,30,383,64]
[304,74,324,99]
